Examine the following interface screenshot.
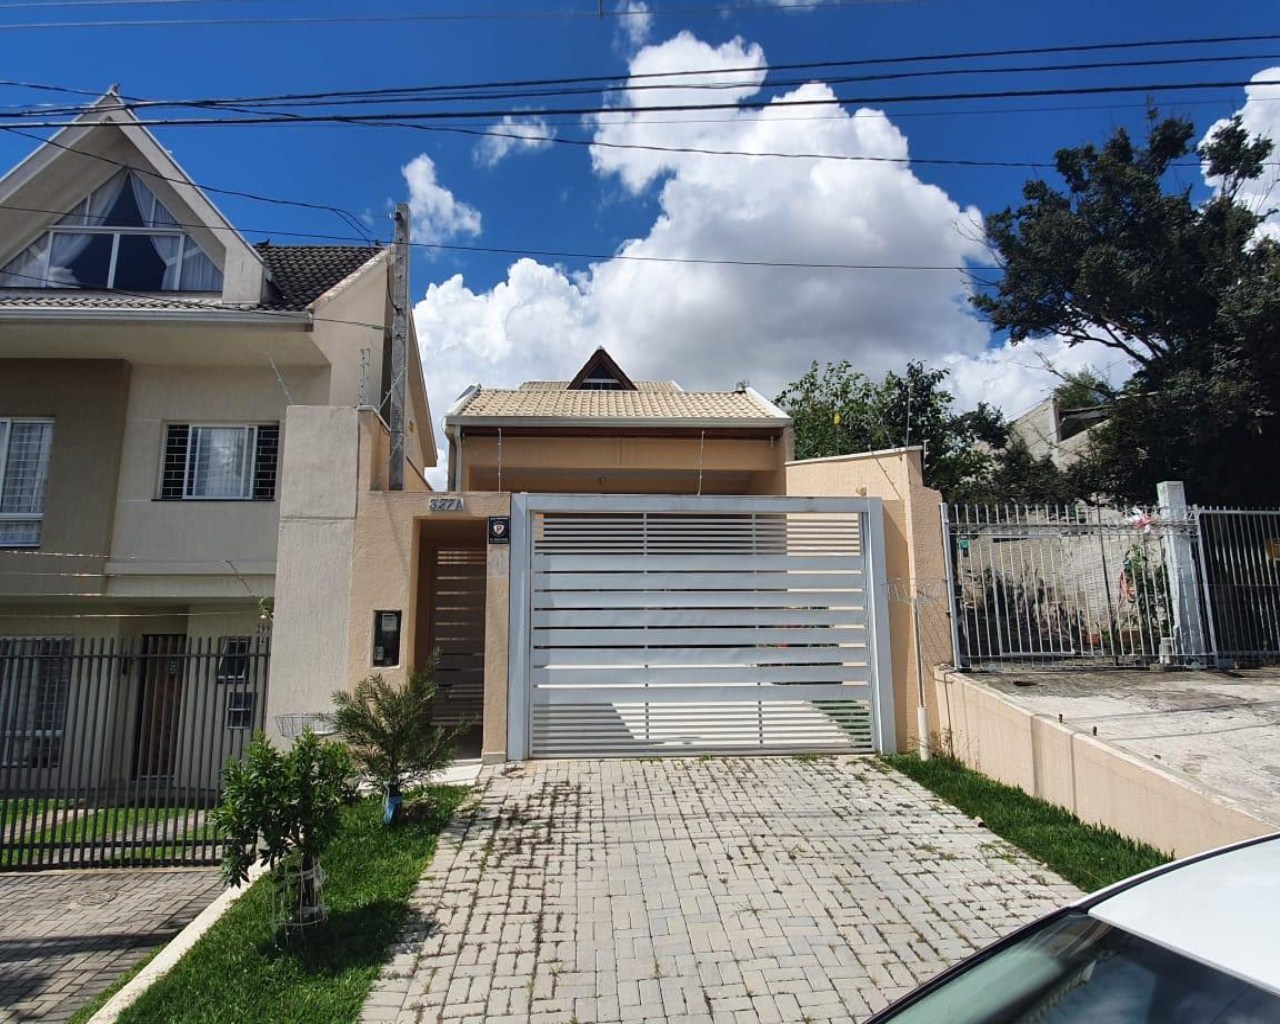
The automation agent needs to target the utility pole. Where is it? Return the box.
[389,203,408,491]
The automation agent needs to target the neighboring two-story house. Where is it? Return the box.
[0,93,433,780]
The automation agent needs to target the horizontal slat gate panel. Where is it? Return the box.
[532,665,870,685]
[534,554,864,573]
[429,547,486,727]
[533,645,868,667]
[533,571,860,591]
[538,590,864,609]
[533,627,866,647]
[531,703,871,756]
[525,506,877,757]
[532,608,866,629]
[536,684,873,703]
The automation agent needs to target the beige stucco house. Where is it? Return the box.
[0,93,432,783]
[270,347,946,763]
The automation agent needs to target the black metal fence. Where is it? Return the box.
[0,634,268,870]
[944,501,1280,670]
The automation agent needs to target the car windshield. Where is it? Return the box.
[881,910,1280,1024]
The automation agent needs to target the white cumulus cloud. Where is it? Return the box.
[614,0,652,51]
[1202,66,1280,241]
[414,31,1105,468]
[401,154,482,243]
[474,115,556,168]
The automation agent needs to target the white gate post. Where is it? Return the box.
[506,494,532,760]
[1156,480,1209,664]
[864,499,897,754]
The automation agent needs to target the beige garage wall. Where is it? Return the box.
[268,407,511,756]
[786,447,949,752]
[935,669,1273,858]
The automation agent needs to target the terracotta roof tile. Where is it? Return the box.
[453,387,784,422]
[0,244,383,313]
[518,380,680,392]
[256,243,383,310]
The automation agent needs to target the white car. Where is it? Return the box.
[865,833,1280,1023]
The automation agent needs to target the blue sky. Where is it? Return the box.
[2,0,1278,461]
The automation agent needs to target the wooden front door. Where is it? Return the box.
[132,634,186,780]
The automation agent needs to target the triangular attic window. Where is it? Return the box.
[0,170,223,292]
[568,348,637,391]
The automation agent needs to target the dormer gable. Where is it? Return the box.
[0,90,265,304]
[0,168,222,293]
[567,347,637,392]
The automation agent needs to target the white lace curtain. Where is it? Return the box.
[1,170,222,291]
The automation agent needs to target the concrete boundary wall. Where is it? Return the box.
[934,669,1272,858]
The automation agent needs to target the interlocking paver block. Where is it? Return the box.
[361,758,1080,1023]
[0,868,222,1023]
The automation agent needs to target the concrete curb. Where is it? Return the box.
[87,862,267,1024]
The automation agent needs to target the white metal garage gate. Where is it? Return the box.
[506,495,895,759]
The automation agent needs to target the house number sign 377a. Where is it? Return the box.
[428,496,464,512]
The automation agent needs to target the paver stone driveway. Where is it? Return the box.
[364,756,1080,1024]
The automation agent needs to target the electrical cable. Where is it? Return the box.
[0,124,375,242]
[0,203,989,272]
[4,76,1278,129]
[0,0,918,29]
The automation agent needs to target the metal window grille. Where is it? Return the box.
[158,422,279,501]
[224,691,255,730]
[0,419,54,548]
[215,637,252,684]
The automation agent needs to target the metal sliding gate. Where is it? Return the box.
[507,495,894,759]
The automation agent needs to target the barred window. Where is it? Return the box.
[225,691,255,731]
[216,637,252,684]
[0,418,54,548]
[160,423,279,501]
[0,637,72,768]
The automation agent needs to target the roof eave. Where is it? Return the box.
[307,247,391,312]
[0,305,311,326]
[445,414,790,430]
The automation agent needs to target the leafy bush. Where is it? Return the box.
[213,731,351,923]
[328,663,462,822]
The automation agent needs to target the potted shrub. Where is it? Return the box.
[328,661,462,825]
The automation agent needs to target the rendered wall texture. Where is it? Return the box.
[935,669,1272,857]
[785,448,949,752]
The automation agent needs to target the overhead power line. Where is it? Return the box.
[12,51,1267,115]
[4,32,1280,114]
[0,0,914,28]
[4,77,1278,130]
[0,124,374,240]
[0,203,986,273]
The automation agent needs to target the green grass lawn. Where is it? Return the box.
[114,786,467,1024]
[67,950,161,1024]
[883,753,1170,892]
[3,802,215,868]
[0,797,66,833]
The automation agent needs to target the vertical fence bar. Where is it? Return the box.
[194,636,216,866]
[939,504,963,668]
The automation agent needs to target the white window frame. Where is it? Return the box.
[215,636,253,684]
[0,417,54,549]
[181,424,259,501]
[39,226,188,291]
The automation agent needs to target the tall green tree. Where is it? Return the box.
[974,112,1280,504]
[775,360,1005,498]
